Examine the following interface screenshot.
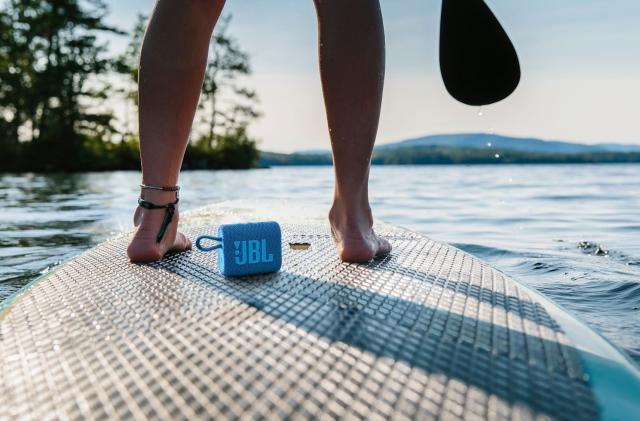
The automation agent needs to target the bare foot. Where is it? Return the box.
[329,201,391,262]
[127,190,192,262]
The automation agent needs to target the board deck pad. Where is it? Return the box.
[0,209,598,420]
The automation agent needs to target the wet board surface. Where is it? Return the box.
[1,205,636,420]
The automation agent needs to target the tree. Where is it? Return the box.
[113,13,145,138]
[199,15,260,149]
[0,5,260,172]
[0,3,32,150]
[0,0,123,170]
[117,14,261,169]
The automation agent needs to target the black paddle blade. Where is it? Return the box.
[439,0,520,106]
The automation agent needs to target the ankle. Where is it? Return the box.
[135,190,180,229]
[140,189,179,204]
[332,184,369,209]
[329,198,373,230]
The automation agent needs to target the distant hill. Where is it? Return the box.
[376,133,640,154]
[259,133,640,166]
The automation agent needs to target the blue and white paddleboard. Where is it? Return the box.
[1,204,639,420]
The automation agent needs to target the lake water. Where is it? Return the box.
[1,165,639,364]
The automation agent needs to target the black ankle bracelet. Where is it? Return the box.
[138,184,180,243]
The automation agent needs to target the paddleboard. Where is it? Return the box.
[1,204,639,420]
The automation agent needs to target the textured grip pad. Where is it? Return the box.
[198,221,282,277]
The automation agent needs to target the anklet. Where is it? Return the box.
[138,197,179,243]
[140,184,180,193]
[138,184,180,243]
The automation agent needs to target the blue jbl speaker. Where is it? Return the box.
[195,221,282,277]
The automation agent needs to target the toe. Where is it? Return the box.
[375,236,392,257]
[170,232,192,252]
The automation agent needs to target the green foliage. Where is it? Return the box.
[185,127,259,170]
[0,0,123,170]
[198,15,261,148]
[0,5,260,172]
[113,13,145,111]
[5,2,119,135]
[112,13,261,171]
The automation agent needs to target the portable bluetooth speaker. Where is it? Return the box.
[195,221,282,277]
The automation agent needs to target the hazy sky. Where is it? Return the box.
[104,0,640,151]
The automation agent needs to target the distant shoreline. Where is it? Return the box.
[262,160,640,167]
[3,132,639,173]
[260,132,640,167]
[258,159,640,167]
[259,148,640,167]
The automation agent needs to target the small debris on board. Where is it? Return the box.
[289,242,311,251]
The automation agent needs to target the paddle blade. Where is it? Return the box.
[439,0,521,106]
